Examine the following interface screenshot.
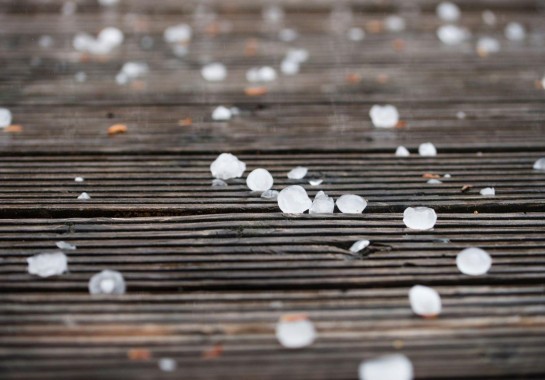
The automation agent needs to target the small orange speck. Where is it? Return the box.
[474,211,479,214]
[376,73,390,84]
[205,21,220,37]
[108,124,128,136]
[367,20,384,34]
[392,340,405,349]
[245,86,268,96]
[4,125,23,133]
[345,73,362,84]
[423,173,440,179]
[127,348,151,361]
[392,39,405,52]
[202,343,223,359]
[534,80,543,90]
[178,118,193,127]
[244,38,259,56]
[395,120,407,129]
[130,80,146,91]
[477,48,489,58]
[280,313,309,322]
[461,184,473,193]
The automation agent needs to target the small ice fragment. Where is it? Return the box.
[427,179,442,184]
[480,187,495,196]
[88,269,126,295]
[262,4,284,23]
[27,252,68,278]
[443,173,451,178]
[74,176,84,182]
[286,49,309,63]
[98,27,124,48]
[349,240,370,253]
[287,166,308,180]
[39,35,54,48]
[230,107,240,116]
[369,105,399,128]
[309,179,323,186]
[395,146,410,157]
[276,314,316,349]
[163,24,192,44]
[456,247,492,275]
[74,71,87,82]
[0,108,13,128]
[279,28,298,42]
[277,185,312,213]
[336,194,367,214]
[158,358,177,372]
[261,189,279,200]
[56,241,77,250]
[436,2,461,22]
[409,285,442,317]
[347,27,365,41]
[309,191,335,214]
[121,61,148,78]
[246,168,274,192]
[212,106,232,121]
[505,22,526,41]
[212,179,227,187]
[456,111,466,119]
[210,153,246,180]
[437,25,469,45]
[482,10,496,26]
[98,0,119,6]
[201,63,227,82]
[385,16,406,32]
[533,158,545,171]
[246,66,277,82]
[359,354,413,380]
[77,192,91,200]
[281,59,300,75]
[403,207,437,230]
[418,142,437,157]
[477,37,500,55]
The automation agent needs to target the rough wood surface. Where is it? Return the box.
[1,0,545,379]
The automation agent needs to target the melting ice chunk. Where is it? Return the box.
[308,179,323,186]
[27,252,68,278]
[275,314,316,349]
[277,185,312,213]
[0,107,13,128]
[163,24,192,44]
[403,207,437,230]
[456,247,492,275]
[246,168,274,191]
[480,187,495,196]
[88,269,126,295]
[395,146,410,157]
[212,106,232,121]
[336,194,367,214]
[476,37,500,55]
[210,153,246,180]
[56,241,77,250]
[359,354,413,380]
[287,166,308,180]
[505,22,526,41]
[436,2,461,22]
[309,191,335,214]
[261,189,279,200]
[437,25,469,45]
[369,105,399,128]
[418,142,437,157]
[201,63,227,82]
[77,192,91,200]
[409,285,442,317]
[158,358,177,372]
[349,240,370,253]
[532,158,545,171]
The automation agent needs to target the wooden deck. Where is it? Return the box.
[1,0,545,379]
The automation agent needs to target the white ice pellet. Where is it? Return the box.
[121,61,148,78]
[443,173,451,178]
[456,247,492,275]
[201,63,227,82]
[56,241,77,250]
[262,4,284,24]
[287,166,308,180]
[246,66,277,82]
[212,179,228,187]
[286,49,309,64]
[395,146,410,157]
[39,35,54,48]
[309,191,335,214]
[88,269,126,295]
[275,315,316,349]
[158,358,177,372]
[505,22,526,42]
[74,72,87,83]
[385,16,406,32]
[427,179,442,184]
[359,354,413,380]
[347,27,365,41]
[78,192,91,200]
[456,111,466,119]
[403,207,437,230]
[74,176,85,182]
[279,28,298,42]
[27,252,68,278]
[436,2,461,22]
[480,187,495,196]
[277,185,312,214]
[533,158,545,170]
[437,25,469,45]
[482,10,496,26]
[261,189,279,200]
[73,33,94,51]
[212,106,232,121]
[308,179,323,186]
[0,108,13,128]
[336,194,367,214]
[477,37,500,55]
[210,153,246,180]
[418,142,437,157]
[98,27,124,48]
[98,0,119,6]
[369,105,399,128]
[409,285,442,317]
[163,24,192,44]
[246,168,274,192]
[281,59,300,75]
[349,240,370,253]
